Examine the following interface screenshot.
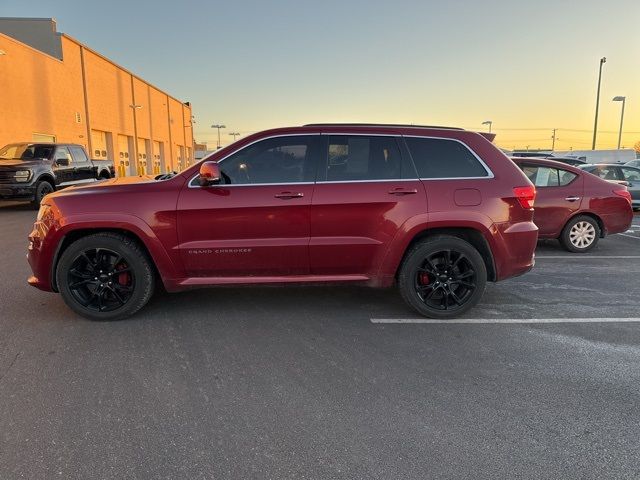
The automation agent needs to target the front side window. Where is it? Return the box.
[54,147,72,164]
[324,136,403,181]
[405,137,489,179]
[220,135,318,184]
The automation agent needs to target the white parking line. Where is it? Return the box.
[617,233,640,240]
[536,255,640,259]
[371,318,640,324]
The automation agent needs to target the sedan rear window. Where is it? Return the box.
[405,137,489,179]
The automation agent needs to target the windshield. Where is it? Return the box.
[0,144,53,160]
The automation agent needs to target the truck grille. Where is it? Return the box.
[0,170,17,184]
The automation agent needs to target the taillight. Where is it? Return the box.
[614,189,632,205]
[513,186,536,209]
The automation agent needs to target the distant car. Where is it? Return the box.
[512,158,633,252]
[0,143,115,207]
[579,164,640,211]
[625,159,640,169]
[546,156,586,167]
[511,154,585,167]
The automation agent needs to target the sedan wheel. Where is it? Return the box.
[560,215,601,253]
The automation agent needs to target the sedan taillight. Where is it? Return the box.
[613,189,632,205]
[513,186,536,209]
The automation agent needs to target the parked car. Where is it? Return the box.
[512,154,585,167]
[625,159,640,169]
[512,158,633,252]
[578,164,640,211]
[546,156,586,167]
[27,124,539,321]
[553,149,636,165]
[0,143,115,207]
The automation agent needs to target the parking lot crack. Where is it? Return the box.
[0,351,20,385]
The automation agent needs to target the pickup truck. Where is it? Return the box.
[0,142,115,207]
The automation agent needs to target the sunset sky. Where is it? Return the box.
[4,0,640,151]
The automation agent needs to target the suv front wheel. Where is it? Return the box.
[398,235,487,319]
[56,232,155,320]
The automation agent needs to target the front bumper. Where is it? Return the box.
[0,183,36,199]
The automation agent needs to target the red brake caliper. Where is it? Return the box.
[419,272,430,285]
[116,263,130,286]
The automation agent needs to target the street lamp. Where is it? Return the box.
[229,132,241,142]
[612,96,626,149]
[591,57,606,150]
[211,124,226,149]
[481,120,492,133]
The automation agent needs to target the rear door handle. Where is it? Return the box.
[565,196,581,202]
[388,188,418,195]
[274,192,304,199]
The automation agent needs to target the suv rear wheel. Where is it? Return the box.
[56,232,155,320]
[398,236,487,319]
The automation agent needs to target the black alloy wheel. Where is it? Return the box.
[414,250,477,312]
[57,233,155,320]
[398,235,487,318]
[66,248,135,313]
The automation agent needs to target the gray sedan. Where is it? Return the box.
[579,164,640,210]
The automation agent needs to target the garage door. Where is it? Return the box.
[137,138,150,175]
[152,141,164,174]
[91,130,110,160]
[117,135,132,177]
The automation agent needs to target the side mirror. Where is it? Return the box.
[198,161,221,186]
[55,157,69,167]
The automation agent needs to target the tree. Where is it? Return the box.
[634,141,640,155]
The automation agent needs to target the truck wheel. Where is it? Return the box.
[31,180,54,208]
[559,215,600,253]
[398,235,487,319]
[56,232,155,321]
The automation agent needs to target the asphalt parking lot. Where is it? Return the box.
[1,201,639,479]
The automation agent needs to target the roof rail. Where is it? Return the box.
[303,123,464,130]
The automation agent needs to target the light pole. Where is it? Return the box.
[591,57,606,150]
[482,120,492,133]
[229,132,241,142]
[211,124,226,149]
[612,96,626,149]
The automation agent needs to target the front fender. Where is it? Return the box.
[51,213,182,291]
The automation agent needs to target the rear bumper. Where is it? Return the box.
[0,183,36,199]
[491,221,538,281]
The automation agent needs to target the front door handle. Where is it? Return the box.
[388,188,418,195]
[564,196,581,202]
[274,192,304,199]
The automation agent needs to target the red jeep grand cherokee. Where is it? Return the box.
[27,124,538,320]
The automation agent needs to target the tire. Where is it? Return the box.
[56,232,155,320]
[398,235,487,319]
[559,215,600,253]
[31,180,54,209]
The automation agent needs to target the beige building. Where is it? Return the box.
[0,18,194,176]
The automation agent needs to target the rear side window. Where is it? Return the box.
[324,136,403,181]
[69,146,89,164]
[405,137,489,179]
[520,165,577,187]
[590,166,623,181]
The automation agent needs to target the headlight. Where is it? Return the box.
[14,170,31,182]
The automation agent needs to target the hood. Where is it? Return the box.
[0,159,47,169]
[48,174,158,198]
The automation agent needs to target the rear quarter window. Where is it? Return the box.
[404,137,489,179]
